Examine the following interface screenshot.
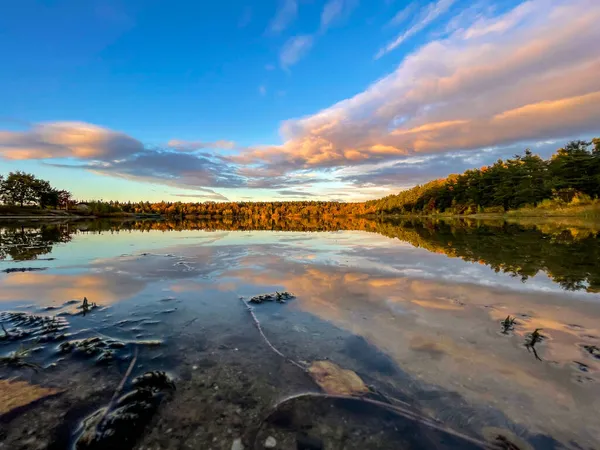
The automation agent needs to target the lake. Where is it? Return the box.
[1,218,599,450]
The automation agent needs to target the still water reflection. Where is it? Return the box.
[1,218,599,449]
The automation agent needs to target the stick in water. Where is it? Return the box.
[239,298,307,371]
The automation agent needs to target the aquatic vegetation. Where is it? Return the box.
[0,346,41,371]
[75,371,175,450]
[1,267,47,273]
[525,328,545,361]
[582,344,600,360]
[500,316,517,334]
[78,297,99,316]
[58,336,127,364]
[248,291,294,304]
[0,311,69,343]
[525,329,544,348]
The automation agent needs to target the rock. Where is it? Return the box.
[264,436,277,448]
[231,437,244,450]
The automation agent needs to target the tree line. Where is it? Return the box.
[0,171,72,209]
[78,199,374,217]
[367,138,600,215]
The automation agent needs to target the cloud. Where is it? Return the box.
[279,35,314,68]
[387,1,417,27]
[321,0,358,31]
[376,0,456,59]
[172,190,230,201]
[237,0,600,175]
[0,122,247,194]
[277,190,316,197]
[277,0,358,70]
[167,139,236,151]
[267,0,298,34]
[0,122,143,160]
[258,85,267,96]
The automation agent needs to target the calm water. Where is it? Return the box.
[1,218,599,450]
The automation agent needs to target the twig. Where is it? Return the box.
[99,347,138,424]
[239,298,307,371]
[252,392,493,450]
[176,317,198,336]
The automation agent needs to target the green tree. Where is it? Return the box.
[33,178,59,208]
[57,190,73,210]
[0,171,38,207]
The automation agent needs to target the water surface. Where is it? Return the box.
[1,218,599,449]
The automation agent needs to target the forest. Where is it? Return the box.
[367,138,600,215]
[1,138,599,217]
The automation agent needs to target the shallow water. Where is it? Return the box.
[1,218,599,450]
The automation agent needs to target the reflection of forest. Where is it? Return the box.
[0,224,73,261]
[372,218,600,293]
[2,218,599,292]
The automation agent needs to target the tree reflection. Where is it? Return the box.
[2,218,599,292]
[0,224,73,261]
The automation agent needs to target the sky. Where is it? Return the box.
[1,0,599,203]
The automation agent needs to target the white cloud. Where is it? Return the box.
[321,0,358,31]
[376,0,456,59]
[279,35,314,68]
[267,0,298,34]
[387,1,417,27]
[259,85,267,96]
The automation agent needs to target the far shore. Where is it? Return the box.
[1,203,599,223]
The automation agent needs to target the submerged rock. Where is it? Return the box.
[231,437,244,450]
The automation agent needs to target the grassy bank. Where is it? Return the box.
[380,200,600,220]
[505,201,600,219]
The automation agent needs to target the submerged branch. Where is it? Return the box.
[238,297,307,372]
[100,347,139,424]
[252,392,494,450]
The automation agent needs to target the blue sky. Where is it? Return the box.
[1,0,599,202]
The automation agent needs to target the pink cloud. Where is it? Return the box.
[0,122,143,160]
[238,0,600,171]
